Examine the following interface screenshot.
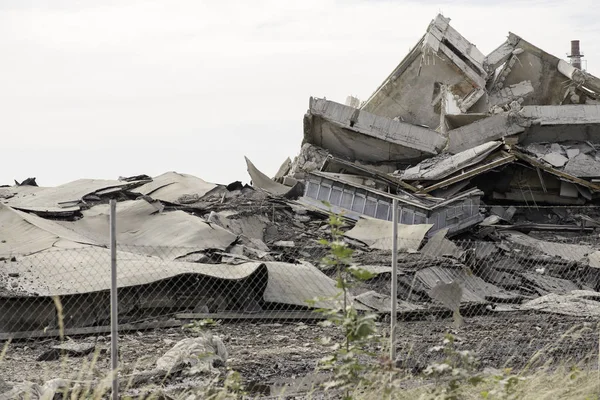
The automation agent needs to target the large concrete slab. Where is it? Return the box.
[360,14,487,128]
[519,105,600,143]
[304,97,446,163]
[448,114,526,154]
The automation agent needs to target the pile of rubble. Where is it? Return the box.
[3,14,600,336]
[261,14,600,235]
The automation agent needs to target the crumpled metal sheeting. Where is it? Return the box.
[414,266,522,304]
[520,290,600,317]
[3,179,148,214]
[0,204,98,256]
[262,261,340,309]
[344,218,432,251]
[502,231,593,263]
[54,199,238,260]
[0,248,266,297]
[132,171,220,205]
[0,250,341,311]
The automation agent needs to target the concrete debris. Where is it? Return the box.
[155,335,228,375]
[520,290,600,317]
[245,157,303,198]
[361,14,487,128]
[304,97,446,163]
[428,281,464,328]
[6,13,600,341]
[344,218,432,251]
[420,229,464,259]
[37,342,96,361]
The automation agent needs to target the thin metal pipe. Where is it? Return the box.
[390,199,398,362]
[110,200,118,400]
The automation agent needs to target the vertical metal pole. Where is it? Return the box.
[110,200,118,400]
[390,199,398,362]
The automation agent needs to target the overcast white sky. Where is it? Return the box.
[1,0,599,186]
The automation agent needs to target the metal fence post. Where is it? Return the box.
[390,199,398,362]
[110,200,119,400]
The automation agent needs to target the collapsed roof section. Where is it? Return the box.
[360,14,487,129]
[481,33,600,109]
[303,97,446,164]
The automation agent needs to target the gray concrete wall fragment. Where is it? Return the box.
[304,97,446,163]
[360,14,487,128]
[448,114,526,154]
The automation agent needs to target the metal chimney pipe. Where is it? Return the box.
[569,40,582,69]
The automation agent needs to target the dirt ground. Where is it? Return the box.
[0,312,597,398]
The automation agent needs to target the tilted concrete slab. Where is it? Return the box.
[304,97,446,163]
[448,114,526,154]
[519,105,600,144]
[449,105,600,153]
[360,14,487,128]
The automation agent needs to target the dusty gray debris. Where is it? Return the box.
[420,229,464,259]
[564,153,600,177]
[520,290,600,317]
[542,152,568,168]
[0,379,70,400]
[428,281,464,328]
[288,143,330,179]
[272,240,295,248]
[156,335,228,375]
[344,218,431,251]
[354,291,424,314]
[37,342,96,361]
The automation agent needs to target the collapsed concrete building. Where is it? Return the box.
[4,14,600,337]
[256,14,600,232]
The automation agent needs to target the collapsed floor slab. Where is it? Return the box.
[304,97,446,164]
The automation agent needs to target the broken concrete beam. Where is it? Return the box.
[487,80,534,109]
[483,33,521,73]
[492,36,570,105]
[519,105,600,143]
[400,141,503,181]
[448,114,526,154]
[273,158,292,182]
[557,60,600,95]
[304,97,446,163]
[360,14,487,128]
[492,190,586,205]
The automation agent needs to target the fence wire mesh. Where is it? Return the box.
[1,203,600,398]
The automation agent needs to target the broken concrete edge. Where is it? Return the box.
[361,14,487,125]
[245,156,304,198]
[305,97,447,158]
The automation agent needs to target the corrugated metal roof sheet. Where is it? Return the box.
[0,250,340,309]
[55,200,237,259]
[3,179,147,214]
[133,172,219,204]
[415,266,522,304]
[0,204,98,256]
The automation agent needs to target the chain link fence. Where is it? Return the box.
[1,203,600,398]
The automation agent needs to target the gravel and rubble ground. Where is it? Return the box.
[0,313,596,398]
